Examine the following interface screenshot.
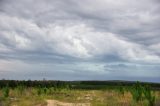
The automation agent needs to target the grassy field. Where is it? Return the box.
[0,80,160,106]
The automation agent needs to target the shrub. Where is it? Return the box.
[143,85,155,106]
[37,86,42,96]
[2,86,9,98]
[43,87,47,94]
[130,82,156,106]
[130,81,143,102]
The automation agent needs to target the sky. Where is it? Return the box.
[0,0,160,82]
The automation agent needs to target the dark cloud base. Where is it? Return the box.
[0,0,160,82]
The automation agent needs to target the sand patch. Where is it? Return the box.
[47,99,90,106]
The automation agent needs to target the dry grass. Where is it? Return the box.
[0,88,160,106]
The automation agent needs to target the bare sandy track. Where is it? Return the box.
[47,100,90,106]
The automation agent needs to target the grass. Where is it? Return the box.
[0,81,160,106]
[1,89,160,106]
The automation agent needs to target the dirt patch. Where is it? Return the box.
[47,100,90,106]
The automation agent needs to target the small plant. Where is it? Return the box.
[2,86,9,98]
[17,85,25,95]
[143,85,155,106]
[43,87,47,95]
[117,86,124,96]
[130,81,143,102]
[37,86,42,96]
[130,82,156,106]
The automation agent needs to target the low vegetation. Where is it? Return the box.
[0,80,160,106]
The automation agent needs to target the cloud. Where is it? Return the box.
[0,14,159,62]
[0,0,160,81]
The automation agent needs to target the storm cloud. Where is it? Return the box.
[0,0,160,82]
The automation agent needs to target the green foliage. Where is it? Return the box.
[130,81,144,102]
[130,82,156,106]
[0,80,159,106]
[118,86,125,96]
[36,86,51,95]
[37,86,42,96]
[43,87,47,95]
[2,86,9,98]
[17,85,25,95]
[143,85,155,106]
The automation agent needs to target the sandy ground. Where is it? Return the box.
[47,100,90,106]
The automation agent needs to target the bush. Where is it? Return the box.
[37,86,42,96]
[130,81,143,102]
[2,86,9,98]
[43,87,47,94]
[143,85,155,106]
[130,82,156,106]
